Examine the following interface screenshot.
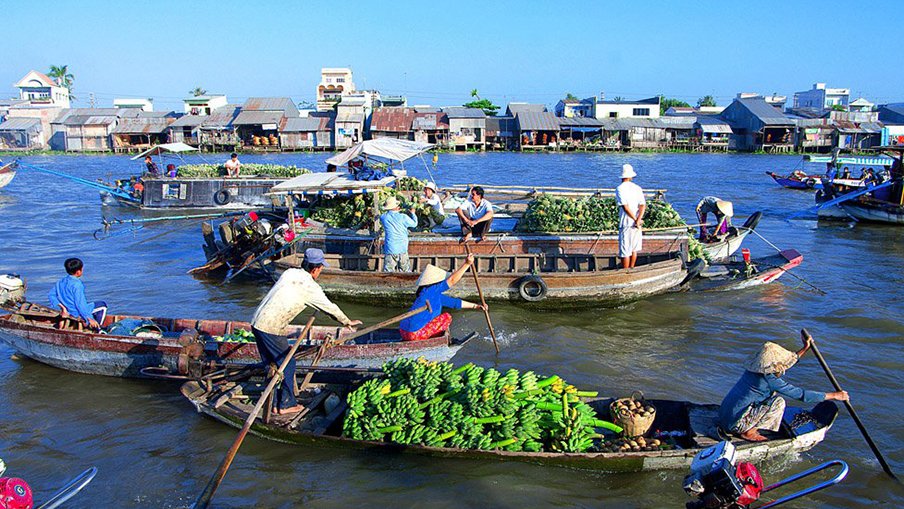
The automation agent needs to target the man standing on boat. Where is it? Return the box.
[456,186,494,242]
[224,153,241,178]
[695,196,733,240]
[48,258,108,330]
[250,248,362,415]
[380,196,418,272]
[615,164,645,269]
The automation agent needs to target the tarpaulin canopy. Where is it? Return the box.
[131,143,200,160]
[325,138,434,167]
[268,172,396,196]
[805,155,894,166]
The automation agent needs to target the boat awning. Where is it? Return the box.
[700,124,732,134]
[324,138,434,167]
[805,155,895,166]
[131,142,200,160]
[269,172,397,196]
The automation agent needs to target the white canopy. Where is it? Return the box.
[269,172,397,196]
[325,138,434,167]
[130,142,200,160]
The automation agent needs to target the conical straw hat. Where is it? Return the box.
[416,264,448,287]
[745,342,798,375]
[716,200,734,217]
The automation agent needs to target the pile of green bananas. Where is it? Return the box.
[214,328,255,343]
[176,163,311,178]
[342,358,622,453]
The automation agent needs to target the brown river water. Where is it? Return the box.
[0,152,901,508]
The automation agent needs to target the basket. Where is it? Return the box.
[609,390,656,437]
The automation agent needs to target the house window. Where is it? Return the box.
[337,78,345,83]
[632,108,650,116]
[609,112,618,118]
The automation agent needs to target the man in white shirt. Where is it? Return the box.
[251,248,362,415]
[456,186,494,242]
[615,164,646,269]
[224,153,241,178]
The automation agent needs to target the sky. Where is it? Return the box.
[1,0,901,110]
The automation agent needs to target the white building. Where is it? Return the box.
[317,67,356,112]
[592,96,660,119]
[113,98,154,112]
[793,83,850,111]
[183,95,228,115]
[14,70,70,108]
[849,97,874,113]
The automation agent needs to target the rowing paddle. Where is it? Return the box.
[193,316,316,509]
[463,244,500,354]
[801,329,899,481]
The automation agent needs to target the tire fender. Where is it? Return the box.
[517,275,548,302]
[214,189,231,206]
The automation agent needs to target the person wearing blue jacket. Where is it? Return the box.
[719,334,849,442]
[380,196,418,272]
[48,258,108,329]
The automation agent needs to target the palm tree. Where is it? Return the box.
[470,89,480,99]
[190,87,208,97]
[48,64,75,101]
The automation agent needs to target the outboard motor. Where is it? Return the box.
[0,275,25,308]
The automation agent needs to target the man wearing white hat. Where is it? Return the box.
[719,333,849,442]
[380,196,418,272]
[399,254,486,341]
[695,196,733,240]
[615,163,646,269]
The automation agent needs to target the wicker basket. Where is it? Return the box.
[609,391,656,437]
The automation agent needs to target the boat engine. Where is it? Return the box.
[0,275,25,308]
[683,441,763,509]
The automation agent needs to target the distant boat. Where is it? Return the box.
[0,161,17,189]
[766,170,822,190]
[811,151,901,223]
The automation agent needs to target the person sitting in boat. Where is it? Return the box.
[420,181,445,227]
[144,155,159,177]
[379,196,418,272]
[250,248,362,415]
[224,153,241,178]
[456,186,494,243]
[48,258,108,330]
[719,337,849,442]
[399,255,486,341]
[840,167,851,180]
[695,196,733,241]
[165,163,177,178]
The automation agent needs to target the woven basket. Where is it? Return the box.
[609,391,656,437]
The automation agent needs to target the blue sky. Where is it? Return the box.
[2,0,900,110]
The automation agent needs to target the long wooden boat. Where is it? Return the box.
[0,161,17,189]
[807,151,899,222]
[181,379,838,473]
[691,249,803,292]
[0,304,471,378]
[766,171,822,190]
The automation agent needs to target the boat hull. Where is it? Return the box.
[767,172,822,190]
[102,177,287,209]
[840,201,904,225]
[693,249,803,292]
[0,162,16,189]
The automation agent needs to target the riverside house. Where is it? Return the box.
[720,96,795,152]
[233,97,298,149]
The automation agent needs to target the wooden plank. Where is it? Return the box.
[313,400,347,436]
[286,390,331,430]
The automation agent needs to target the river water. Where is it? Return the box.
[0,152,901,508]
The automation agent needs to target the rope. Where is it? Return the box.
[741,227,784,254]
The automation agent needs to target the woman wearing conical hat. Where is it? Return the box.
[399,254,486,341]
[719,333,849,442]
[695,196,733,240]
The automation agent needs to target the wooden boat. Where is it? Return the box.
[0,161,17,189]
[181,378,839,473]
[804,151,899,222]
[0,303,472,378]
[700,211,761,263]
[766,170,822,190]
[691,249,803,292]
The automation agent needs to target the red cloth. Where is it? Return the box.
[400,312,451,341]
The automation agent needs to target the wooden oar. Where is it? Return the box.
[193,316,317,509]
[801,329,899,481]
[463,244,500,354]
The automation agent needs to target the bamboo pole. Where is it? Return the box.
[463,244,500,354]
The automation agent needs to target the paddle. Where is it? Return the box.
[193,316,317,509]
[801,329,899,481]
[463,244,500,354]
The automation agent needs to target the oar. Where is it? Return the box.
[463,244,500,354]
[801,329,899,481]
[193,316,317,509]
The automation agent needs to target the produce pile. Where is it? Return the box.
[214,328,255,343]
[311,187,444,230]
[396,176,427,191]
[342,358,622,453]
[176,163,311,178]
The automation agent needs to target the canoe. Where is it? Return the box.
[0,304,472,378]
[691,249,803,292]
[700,212,761,263]
[181,379,839,473]
[0,161,17,189]
[766,171,822,190]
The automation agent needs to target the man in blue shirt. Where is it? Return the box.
[380,196,418,272]
[48,258,108,329]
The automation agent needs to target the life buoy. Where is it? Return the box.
[518,275,548,302]
[214,189,231,205]
[805,178,817,188]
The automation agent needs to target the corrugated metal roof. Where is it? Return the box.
[112,117,172,134]
[242,97,294,111]
[414,106,440,113]
[200,104,241,129]
[169,114,206,128]
[558,117,604,127]
[485,116,517,136]
[371,107,416,132]
[657,117,697,129]
[412,112,449,130]
[233,110,283,126]
[516,111,560,131]
[735,97,795,125]
[442,107,486,119]
[280,117,322,132]
[859,122,883,133]
[53,108,119,124]
[0,117,42,131]
[336,113,365,123]
[506,103,548,116]
[63,115,118,126]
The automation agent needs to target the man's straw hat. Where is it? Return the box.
[716,200,734,217]
[383,196,400,210]
[416,264,448,287]
[745,342,798,375]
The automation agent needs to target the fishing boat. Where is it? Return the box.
[0,160,17,189]
[800,152,898,221]
[700,211,762,263]
[181,378,838,473]
[766,170,823,190]
[691,249,803,292]
[0,302,472,378]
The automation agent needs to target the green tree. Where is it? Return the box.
[565,92,579,101]
[463,89,499,116]
[659,95,690,115]
[48,64,75,101]
[190,87,208,97]
[613,96,624,102]
[831,104,846,112]
[697,95,717,107]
